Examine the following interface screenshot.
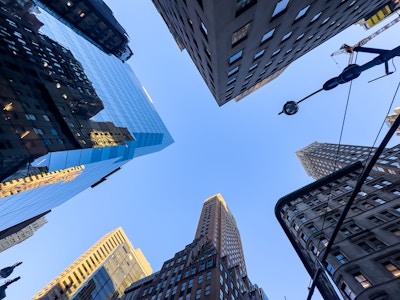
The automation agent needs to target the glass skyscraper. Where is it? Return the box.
[0,1,173,233]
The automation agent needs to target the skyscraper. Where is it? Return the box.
[296,142,400,179]
[276,143,400,299]
[34,0,133,62]
[0,211,48,253]
[194,194,247,277]
[120,194,267,300]
[151,0,394,106]
[33,227,152,300]
[0,1,173,233]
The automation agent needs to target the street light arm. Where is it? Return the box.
[280,44,400,115]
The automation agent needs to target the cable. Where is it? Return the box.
[306,62,400,300]
[306,63,355,293]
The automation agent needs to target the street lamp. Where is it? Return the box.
[279,44,400,115]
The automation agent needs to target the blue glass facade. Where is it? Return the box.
[0,2,173,232]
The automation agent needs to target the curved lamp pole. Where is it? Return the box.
[279,45,400,116]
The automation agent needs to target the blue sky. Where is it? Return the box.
[2,2,400,300]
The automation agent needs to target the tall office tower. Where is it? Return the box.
[34,0,133,62]
[296,142,400,180]
[0,212,48,253]
[151,0,395,106]
[33,227,152,300]
[120,195,268,300]
[194,194,247,277]
[0,2,173,233]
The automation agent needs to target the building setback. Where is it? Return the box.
[151,0,393,106]
[0,1,173,233]
[121,194,268,300]
[276,142,400,299]
[33,227,152,300]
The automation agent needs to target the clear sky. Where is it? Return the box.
[2,2,400,300]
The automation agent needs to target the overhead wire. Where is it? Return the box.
[307,52,356,294]
[306,50,400,300]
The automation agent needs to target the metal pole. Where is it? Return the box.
[306,112,400,300]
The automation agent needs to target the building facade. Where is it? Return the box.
[194,194,247,277]
[0,1,173,233]
[296,142,400,179]
[33,227,152,300]
[386,107,400,136]
[121,194,267,300]
[276,142,400,299]
[0,212,48,253]
[151,0,393,106]
[35,0,133,61]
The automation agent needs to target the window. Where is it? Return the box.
[326,263,335,275]
[254,49,265,60]
[206,271,212,280]
[33,128,44,135]
[229,50,243,64]
[369,237,386,249]
[368,216,384,224]
[261,28,275,43]
[358,242,374,253]
[236,0,256,15]
[354,272,371,288]
[207,260,213,268]
[227,77,236,85]
[196,288,202,299]
[272,0,289,18]
[340,228,351,236]
[392,190,400,196]
[205,285,211,295]
[301,232,308,242]
[296,33,305,41]
[232,23,251,45]
[198,274,203,284]
[25,113,36,120]
[380,210,396,220]
[228,66,239,76]
[308,225,318,233]
[249,63,258,72]
[281,31,292,42]
[374,198,386,204]
[334,252,347,264]
[200,22,208,37]
[310,12,322,23]
[384,262,400,277]
[272,49,281,57]
[341,282,356,300]
[295,5,310,20]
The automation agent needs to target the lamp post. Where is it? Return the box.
[279,45,400,115]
